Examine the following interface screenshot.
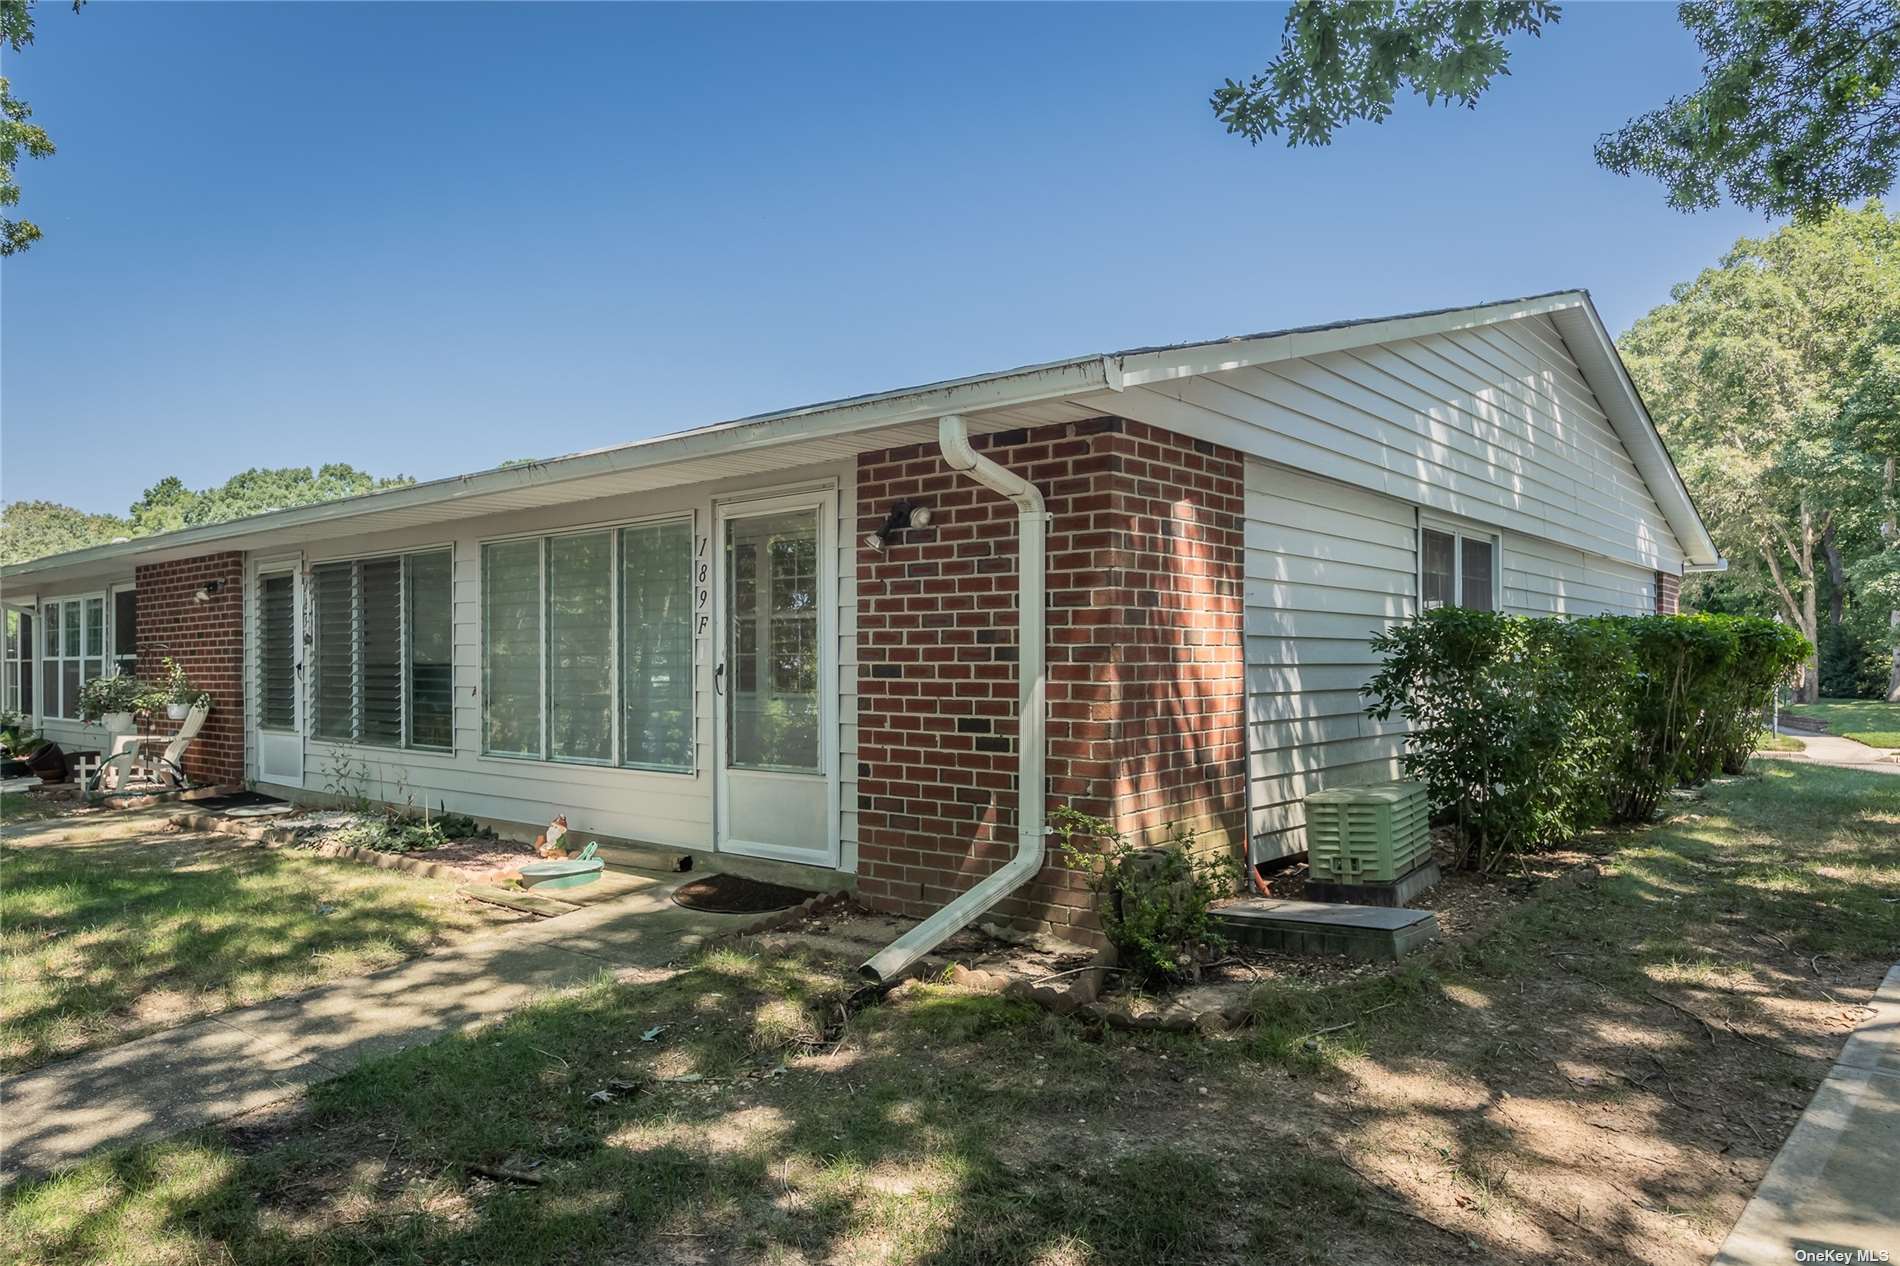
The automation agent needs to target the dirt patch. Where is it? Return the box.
[672,873,818,914]
[401,835,545,880]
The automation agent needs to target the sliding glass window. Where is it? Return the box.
[311,549,454,750]
[482,518,694,771]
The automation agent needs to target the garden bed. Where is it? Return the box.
[166,806,547,883]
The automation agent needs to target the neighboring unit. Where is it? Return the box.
[0,290,1720,943]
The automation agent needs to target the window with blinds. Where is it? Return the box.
[257,573,297,731]
[311,549,454,749]
[482,518,694,770]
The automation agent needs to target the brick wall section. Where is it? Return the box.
[133,552,246,785]
[854,417,1246,939]
[1655,570,1681,615]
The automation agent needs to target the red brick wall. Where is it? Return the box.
[854,417,1246,939]
[1655,570,1681,615]
[133,552,246,785]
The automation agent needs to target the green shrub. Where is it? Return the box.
[1053,806,1235,987]
[1364,609,1807,869]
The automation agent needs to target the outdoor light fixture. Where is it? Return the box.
[862,500,932,552]
[193,579,227,603]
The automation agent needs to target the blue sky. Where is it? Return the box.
[3,2,1771,514]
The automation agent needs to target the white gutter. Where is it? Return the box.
[1684,559,1730,573]
[860,415,1050,984]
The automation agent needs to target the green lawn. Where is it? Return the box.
[5,761,1897,1266]
[1783,696,1900,748]
[0,821,511,1074]
[1756,732,1806,752]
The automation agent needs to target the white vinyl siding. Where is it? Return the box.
[1097,314,1687,574]
[1501,534,1655,617]
[1244,461,1414,862]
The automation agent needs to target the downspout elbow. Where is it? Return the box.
[858,415,1051,986]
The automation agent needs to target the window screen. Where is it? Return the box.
[621,520,693,770]
[258,573,297,731]
[547,532,614,762]
[1421,529,1456,611]
[358,558,404,746]
[1461,538,1496,611]
[406,550,454,750]
[483,538,543,757]
[113,590,138,674]
[312,550,452,748]
[312,563,359,740]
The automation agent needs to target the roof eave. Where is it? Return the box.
[1,354,1114,582]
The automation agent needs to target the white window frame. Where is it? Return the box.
[38,592,108,721]
[308,544,455,752]
[479,510,697,774]
[1418,518,1503,613]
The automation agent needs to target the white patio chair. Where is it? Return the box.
[95,700,209,792]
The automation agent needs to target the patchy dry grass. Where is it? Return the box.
[3,761,1895,1265]
[0,823,515,1073]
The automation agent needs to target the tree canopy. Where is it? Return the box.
[1213,1,1900,219]
[1618,201,1900,697]
[0,0,77,257]
[0,463,413,564]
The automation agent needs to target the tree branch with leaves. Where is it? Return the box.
[1215,1,1900,219]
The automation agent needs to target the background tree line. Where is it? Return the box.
[0,464,413,564]
[1621,201,1900,703]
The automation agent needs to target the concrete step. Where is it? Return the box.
[1213,898,1439,960]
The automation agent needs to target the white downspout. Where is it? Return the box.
[859,414,1050,984]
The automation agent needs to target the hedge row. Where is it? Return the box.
[1363,610,1809,872]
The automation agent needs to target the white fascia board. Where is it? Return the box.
[2,356,1112,582]
[1110,292,1590,387]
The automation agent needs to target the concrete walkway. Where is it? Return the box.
[1715,963,1900,1264]
[1765,727,1900,776]
[0,865,753,1186]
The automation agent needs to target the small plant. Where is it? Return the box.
[0,711,45,758]
[158,658,211,710]
[1054,805,1236,988]
[320,745,373,815]
[76,672,149,723]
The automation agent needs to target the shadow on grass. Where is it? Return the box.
[4,762,1895,1265]
[0,830,489,1073]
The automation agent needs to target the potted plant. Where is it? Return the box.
[158,658,211,720]
[78,671,148,735]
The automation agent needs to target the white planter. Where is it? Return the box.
[166,703,190,721]
[102,712,136,735]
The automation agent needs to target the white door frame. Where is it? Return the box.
[711,485,840,868]
[252,558,306,789]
